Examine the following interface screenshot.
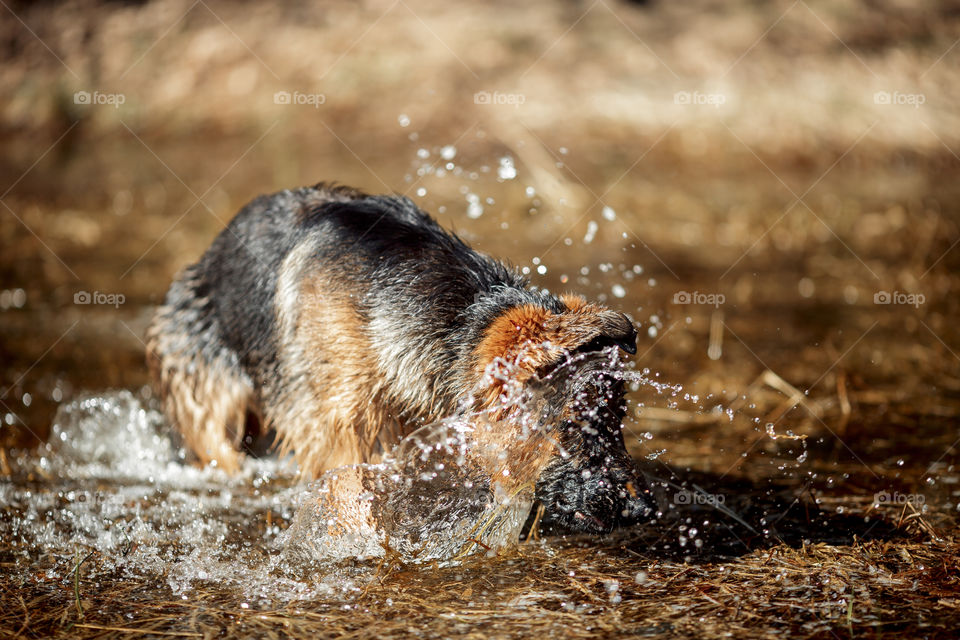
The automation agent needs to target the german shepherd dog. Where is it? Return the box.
[146,183,652,534]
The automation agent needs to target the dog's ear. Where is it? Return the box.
[472,296,637,384]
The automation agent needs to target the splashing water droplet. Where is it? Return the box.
[584,221,598,244]
[497,156,517,180]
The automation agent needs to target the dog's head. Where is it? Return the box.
[470,293,653,535]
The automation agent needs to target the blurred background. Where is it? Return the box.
[1,0,959,508]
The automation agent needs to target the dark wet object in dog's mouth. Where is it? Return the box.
[528,348,654,536]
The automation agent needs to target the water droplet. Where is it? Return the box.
[583,220,598,244]
[497,156,517,180]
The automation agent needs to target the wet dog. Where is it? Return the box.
[146,183,652,534]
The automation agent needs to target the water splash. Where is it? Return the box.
[281,351,623,563]
[5,346,648,600]
[281,430,534,564]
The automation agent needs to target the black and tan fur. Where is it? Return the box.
[146,183,651,534]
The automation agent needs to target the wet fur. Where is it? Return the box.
[146,183,651,532]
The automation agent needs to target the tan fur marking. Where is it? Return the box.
[271,272,401,477]
[319,467,376,537]
[472,304,553,378]
[146,316,250,473]
[472,302,631,393]
[470,418,558,491]
[559,293,588,312]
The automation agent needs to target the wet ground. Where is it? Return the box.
[3,0,960,638]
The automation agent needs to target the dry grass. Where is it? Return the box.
[3,525,959,639]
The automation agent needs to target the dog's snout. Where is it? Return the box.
[615,324,637,354]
